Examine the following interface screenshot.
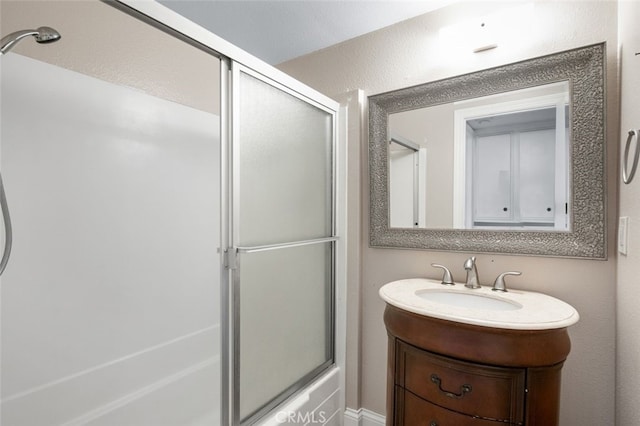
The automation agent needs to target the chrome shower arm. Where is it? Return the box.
[1,30,39,54]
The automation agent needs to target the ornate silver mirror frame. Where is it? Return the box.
[369,43,606,258]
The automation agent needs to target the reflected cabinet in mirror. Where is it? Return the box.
[369,43,605,258]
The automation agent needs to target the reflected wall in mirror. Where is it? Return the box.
[370,43,605,258]
[389,82,570,231]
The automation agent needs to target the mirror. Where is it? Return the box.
[369,43,606,258]
[389,81,570,230]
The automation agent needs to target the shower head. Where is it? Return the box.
[0,26,61,55]
[33,27,61,44]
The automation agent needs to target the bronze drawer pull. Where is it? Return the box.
[430,374,472,399]
[429,422,438,426]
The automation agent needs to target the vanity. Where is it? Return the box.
[380,278,579,426]
[369,44,599,424]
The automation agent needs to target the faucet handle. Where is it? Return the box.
[492,271,522,292]
[431,263,454,285]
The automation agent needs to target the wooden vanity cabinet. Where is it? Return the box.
[384,304,572,426]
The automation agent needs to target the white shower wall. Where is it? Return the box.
[1,54,221,425]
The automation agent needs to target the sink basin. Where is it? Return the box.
[415,289,522,311]
[379,278,579,330]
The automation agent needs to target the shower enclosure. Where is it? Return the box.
[0,1,344,425]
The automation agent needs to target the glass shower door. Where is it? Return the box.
[230,64,336,424]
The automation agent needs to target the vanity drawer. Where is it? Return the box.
[399,388,502,426]
[398,342,525,422]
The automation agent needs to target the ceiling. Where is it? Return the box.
[158,0,456,65]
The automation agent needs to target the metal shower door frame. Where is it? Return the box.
[225,61,339,425]
[103,3,341,425]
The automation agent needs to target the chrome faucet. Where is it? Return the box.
[463,256,481,289]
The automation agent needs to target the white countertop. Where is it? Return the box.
[379,278,580,330]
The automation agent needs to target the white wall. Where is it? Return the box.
[279,2,619,424]
[616,1,640,424]
[389,105,454,228]
[0,1,222,423]
[1,50,220,426]
[389,148,417,228]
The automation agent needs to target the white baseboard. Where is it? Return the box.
[344,408,385,426]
